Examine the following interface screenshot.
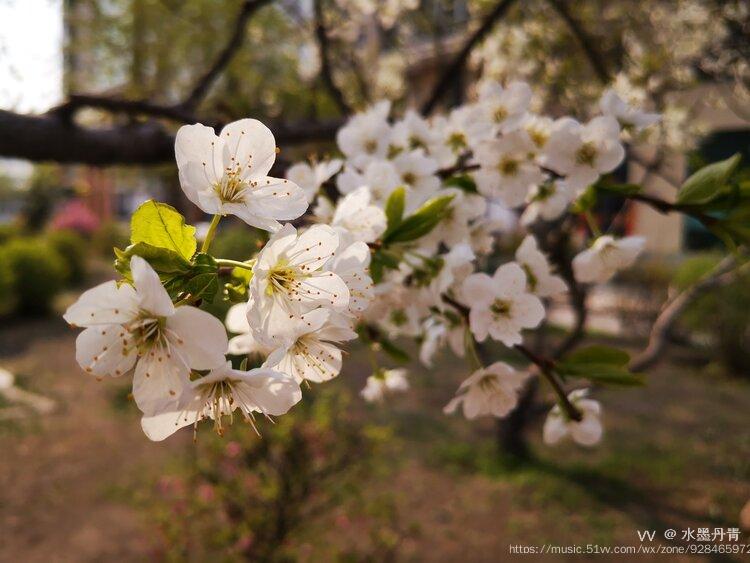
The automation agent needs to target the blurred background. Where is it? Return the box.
[1,0,749,560]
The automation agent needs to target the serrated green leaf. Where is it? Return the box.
[131,200,197,260]
[383,194,455,244]
[444,174,478,193]
[115,242,192,280]
[677,153,742,205]
[563,345,630,366]
[384,186,406,235]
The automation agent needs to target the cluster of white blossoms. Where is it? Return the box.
[65,83,658,447]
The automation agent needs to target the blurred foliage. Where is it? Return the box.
[145,386,402,561]
[676,253,750,376]
[46,229,88,286]
[20,165,65,232]
[90,221,130,258]
[209,223,267,262]
[0,238,68,315]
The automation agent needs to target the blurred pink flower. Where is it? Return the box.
[50,200,100,235]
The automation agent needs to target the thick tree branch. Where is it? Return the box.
[180,0,273,110]
[51,94,201,125]
[546,0,610,85]
[0,110,340,166]
[629,256,740,372]
[313,0,351,114]
[421,0,518,115]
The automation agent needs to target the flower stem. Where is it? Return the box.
[583,210,602,237]
[201,214,222,254]
[514,344,582,422]
[216,258,255,271]
[464,328,483,371]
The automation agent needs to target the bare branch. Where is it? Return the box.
[50,94,201,125]
[421,0,519,115]
[313,0,351,114]
[180,0,273,110]
[629,256,740,372]
[546,0,610,85]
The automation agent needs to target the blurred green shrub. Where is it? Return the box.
[90,221,129,258]
[146,387,397,561]
[46,229,87,285]
[0,255,16,316]
[0,238,67,315]
[0,223,23,245]
[211,224,266,261]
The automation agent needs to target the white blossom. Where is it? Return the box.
[599,89,660,133]
[515,235,567,298]
[521,179,574,225]
[572,235,645,284]
[419,316,465,367]
[543,116,625,192]
[444,362,530,419]
[331,186,387,244]
[543,389,603,447]
[336,160,401,204]
[477,80,532,133]
[175,119,307,231]
[63,256,228,416]
[248,224,349,344]
[286,159,343,202]
[336,101,392,168]
[461,263,545,346]
[141,362,301,441]
[474,130,545,207]
[361,368,409,403]
[225,303,269,356]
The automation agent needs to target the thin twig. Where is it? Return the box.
[313,0,351,114]
[421,0,519,115]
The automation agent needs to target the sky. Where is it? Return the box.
[0,0,63,113]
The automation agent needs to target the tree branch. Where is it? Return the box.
[313,0,351,114]
[546,0,610,85]
[421,0,519,115]
[629,256,740,372]
[180,0,273,110]
[50,94,202,125]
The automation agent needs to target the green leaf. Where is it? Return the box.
[444,174,478,193]
[383,194,455,244]
[370,249,401,284]
[558,364,645,386]
[676,153,742,205]
[384,186,406,234]
[184,272,219,303]
[563,345,630,367]
[571,185,597,213]
[115,242,191,280]
[130,200,197,261]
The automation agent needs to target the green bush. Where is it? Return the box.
[0,223,23,245]
[0,238,68,315]
[90,221,129,258]
[0,256,16,316]
[47,229,87,285]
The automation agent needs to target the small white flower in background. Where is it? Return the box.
[522,114,554,151]
[63,256,228,416]
[444,362,530,419]
[419,316,465,367]
[325,240,374,317]
[263,308,356,384]
[140,362,301,441]
[248,224,349,343]
[336,101,392,168]
[461,262,545,346]
[477,80,532,133]
[336,160,401,204]
[515,235,567,298]
[572,235,645,284]
[225,303,269,356]
[599,89,660,133]
[521,179,574,225]
[331,187,388,244]
[420,189,486,250]
[175,118,307,232]
[391,149,441,203]
[543,389,603,447]
[474,130,545,207]
[312,195,335,224]
[286,159,343,203]
[391,110,440,153]
[430,105,491,167]
[417,243,475,309]
[361,368,409,403]
[543,116,625,192]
